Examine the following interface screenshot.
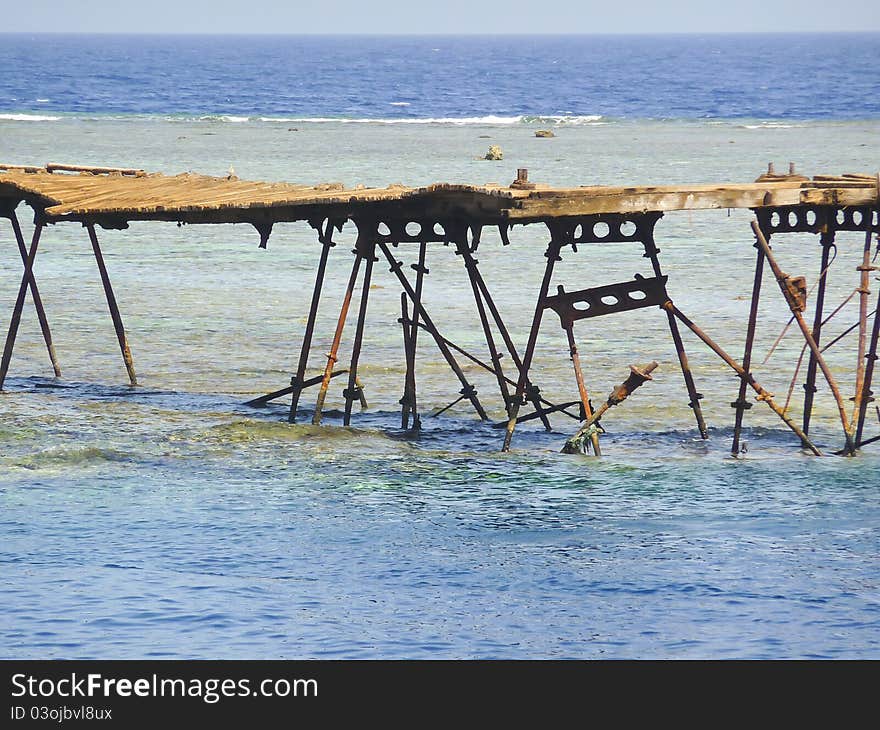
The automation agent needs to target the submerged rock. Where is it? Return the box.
[484,145,504,161]
[535,129,555,138]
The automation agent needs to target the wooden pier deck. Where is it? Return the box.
[2,163,878,455]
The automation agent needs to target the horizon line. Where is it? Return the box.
[2,30,879,36]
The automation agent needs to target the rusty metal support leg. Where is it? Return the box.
[400,241,426,430]
[342,240,375,426]
[855,299,879,447]
[313,250,362,425]
[409,319,580,421]
[379,242,488,421]
[502,237,563,451]
[399,293,418,428]
[7,211,61,377]
[87,224,137,386]
[752,220,853,454]
[288,219,336,422]
[731,240,766,455]
[850,227,876,441]
[465,250,552,429]
[802,229,835,439]
[664,300,821,454]
[563,323,601,455]
[0,221,44,392]
[454,236,514,416]
[643,233,707,439]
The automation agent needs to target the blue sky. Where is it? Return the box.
[2,0,879,33]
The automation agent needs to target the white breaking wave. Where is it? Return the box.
[257,114,604,126]
[740,122,802,129]
[0,113,61,121]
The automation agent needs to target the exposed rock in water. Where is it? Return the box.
[535,129,555,138]
[484,145,504,161]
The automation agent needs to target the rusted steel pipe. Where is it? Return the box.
[561,362,658,454]
[289,219,336,422]
[405,318,580,421]
[313,250,362,425]
[399,293,419,429]
[732,241,766,455]
[465,246,552,428]
[564,323,601,455]
[643,234,707,439]
[850,227,877,439]
[246,369,347,408]
[802,229,835,438]
[455,237,514,416]
[379,242,488,421]
[751,219,853,454]
[0,222,44,391]
[400,241,427,429]
[87,224,137,386]
[663,300,822,455]
[343,240,376,426]
[9,211,61,377]
[503,238,563,451]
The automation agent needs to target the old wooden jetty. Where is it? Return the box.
[1,162,878,455]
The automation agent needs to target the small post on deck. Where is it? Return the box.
[4,209,62,378]
[502,230,564,451]
[313,248,363,425]
[801,226,835,439]
[289,218,337,422]
[87,224,137,386]
[0,220,45,391]
[731,235,766,455]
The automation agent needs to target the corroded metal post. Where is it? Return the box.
[399,293,419,429]
[288,218,337,422]
[563,322,601,455]
[731,240,766,455]
[802,227,835,438]
[87,224,137,386]
[752,220,853,453]
[454,233,513,416]
[313,249,363,425]
[400,241,427,429]
[850,227,877,440]
[342,227,377,426]
[502,231,564,451]
[0,220,44,391]
[663,300,822,455]
[642,228,707,439]
[379,242,488,421]
[6,209,61,377]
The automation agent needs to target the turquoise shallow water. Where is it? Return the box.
[2,108,880,657]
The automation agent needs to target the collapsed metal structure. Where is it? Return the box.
[1,162,878,455]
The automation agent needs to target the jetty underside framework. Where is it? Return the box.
[1,162,878,456]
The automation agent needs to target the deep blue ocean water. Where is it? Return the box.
[2,33,879,120]
[1,34,879,659]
